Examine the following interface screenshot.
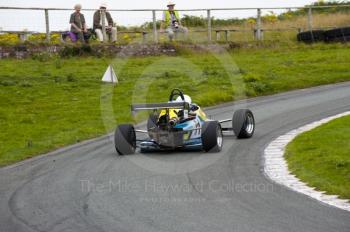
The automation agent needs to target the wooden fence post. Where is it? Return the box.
[216,31,220,41]
[142,32,147,43]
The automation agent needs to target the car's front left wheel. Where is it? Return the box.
[232,109,255,139]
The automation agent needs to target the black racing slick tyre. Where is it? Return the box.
[201,121,223,153]
[114,124,136,155]
[232,109,255,139]
[325,27,350,42]
[297,30,325,43]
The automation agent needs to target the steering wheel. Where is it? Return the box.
[169,89,185,102]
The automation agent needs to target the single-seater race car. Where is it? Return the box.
[114,89,255,155]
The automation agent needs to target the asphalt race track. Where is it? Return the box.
[1,82,350,232]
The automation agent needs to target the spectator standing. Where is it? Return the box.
[93,3,117,42]
[70,4,89,43]
[160,1,188,41]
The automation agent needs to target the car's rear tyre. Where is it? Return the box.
[201,121,223,153]
[232,109,255,139]
[114,124,136,155]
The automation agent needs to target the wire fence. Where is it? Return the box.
[0,5,349,43]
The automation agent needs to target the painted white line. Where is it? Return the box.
[264,111,350,212]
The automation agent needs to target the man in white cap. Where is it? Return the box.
[93,3,117,42]
[160,1,188,41]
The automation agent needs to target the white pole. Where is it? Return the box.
[256,8,262,41]
[207,10,212,42]
[308,7,313,31]
[152,10,158,43]
[45,9,50,42]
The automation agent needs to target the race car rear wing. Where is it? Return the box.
[131,102,190,113]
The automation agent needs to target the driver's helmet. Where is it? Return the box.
[175,95,192,104]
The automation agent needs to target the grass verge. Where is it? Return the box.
[286,115,350,199]
[0,43,350,166]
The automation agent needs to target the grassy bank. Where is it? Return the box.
[286,115,350,199]
[0,43,350,166]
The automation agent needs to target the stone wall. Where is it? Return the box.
[0,43,233,59]
[0,44,179,59]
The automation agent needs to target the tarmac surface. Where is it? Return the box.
[1,82,350,232]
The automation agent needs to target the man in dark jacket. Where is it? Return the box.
[93,3,117,42]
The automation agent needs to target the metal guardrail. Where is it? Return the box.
[2,5,350,11]
[1,5,350,43]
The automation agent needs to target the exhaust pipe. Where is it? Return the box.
[169,118,178,127]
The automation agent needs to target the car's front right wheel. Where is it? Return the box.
[201,121,223,153]
[114,124,136,155]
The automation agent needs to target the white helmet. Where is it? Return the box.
[175,95,192,104]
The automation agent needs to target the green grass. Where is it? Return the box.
[286,115,350,199]
[0,43,350,166]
